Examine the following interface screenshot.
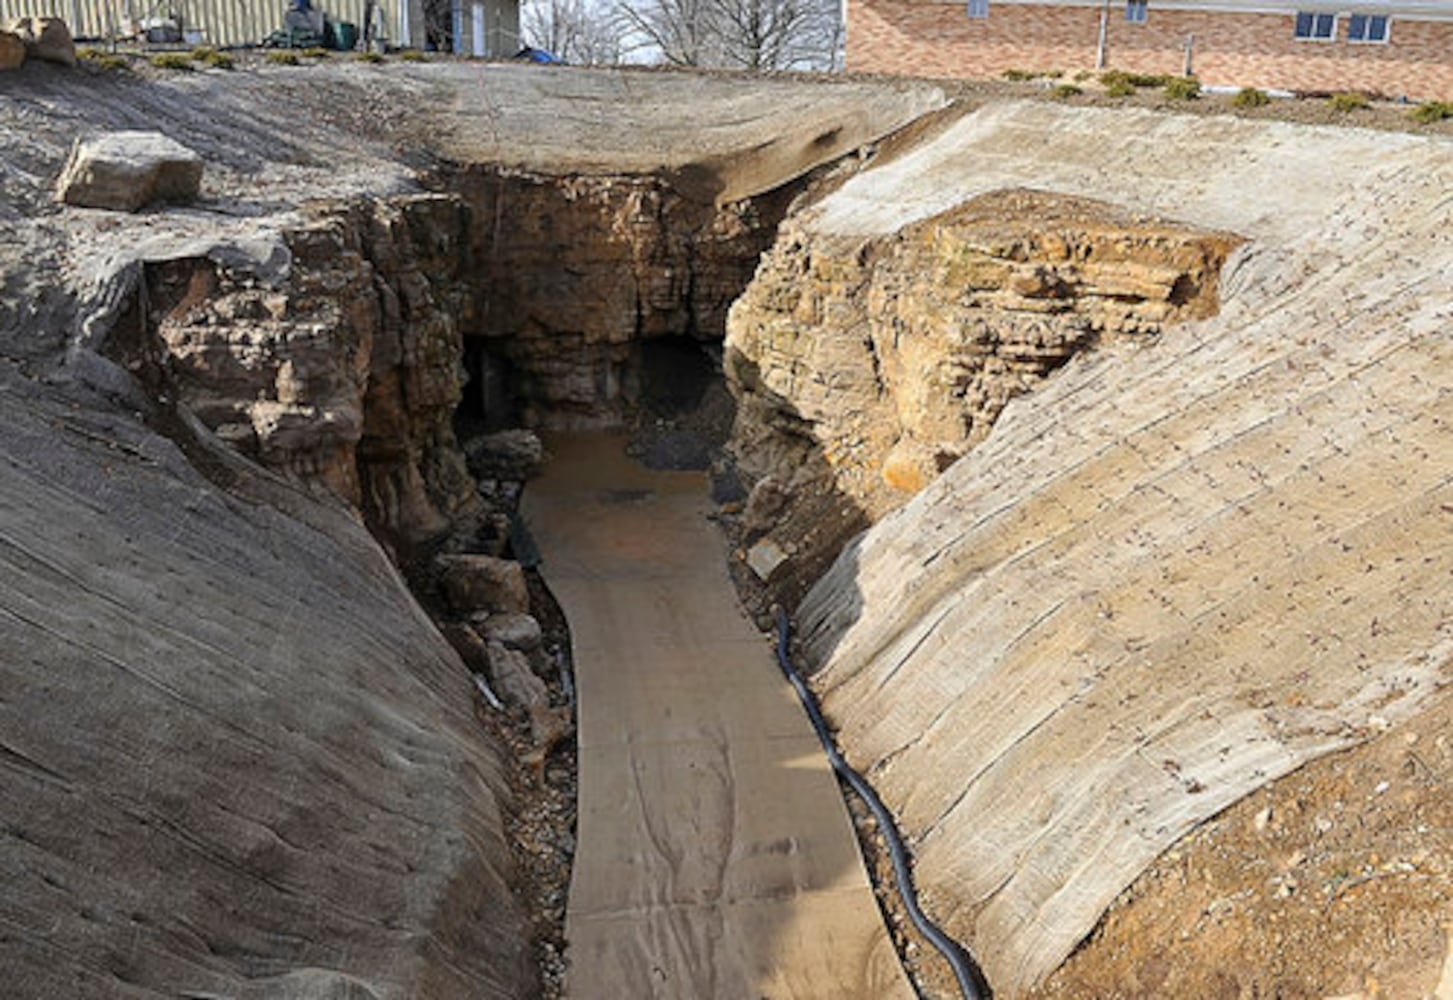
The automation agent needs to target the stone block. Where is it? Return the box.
[55,130,203,212]
[437,553,530,615]
[0,30,24,70]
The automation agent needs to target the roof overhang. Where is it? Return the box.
[973,0,1453,20]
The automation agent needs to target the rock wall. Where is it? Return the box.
[452,167,797,428]
[780,101,1453,997]
[133,195,483,561]
[726,188,1239,524]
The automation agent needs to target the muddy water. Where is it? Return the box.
[522,434,910,999]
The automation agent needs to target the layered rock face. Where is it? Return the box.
[135,195,482,560]
[727,189,1238,523]
[454,167,795,428]
[781,102,1453,997]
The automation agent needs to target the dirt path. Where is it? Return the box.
[522,434,910,999]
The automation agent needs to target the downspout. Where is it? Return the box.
[1095,0,1110,69]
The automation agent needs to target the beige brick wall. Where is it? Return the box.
[847,0,1453,100]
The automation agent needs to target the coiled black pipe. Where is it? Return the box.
[773,607,989,1000]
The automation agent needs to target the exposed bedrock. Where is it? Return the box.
[725,188,1240,572]
[124,194,483,562]
[451,166,801,429]
[776,102,1453,996]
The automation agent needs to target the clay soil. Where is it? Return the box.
[1032,692,1452,1000]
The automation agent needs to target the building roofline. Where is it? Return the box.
[953,0,1453,20]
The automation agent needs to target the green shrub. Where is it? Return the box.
[1002,69,1036,81]
[1105,79,1135,98]
[1101,70,1169,89]
[149,52,194,70]
[1328,91,1370,112]
[1231,86,1270,108]
[1409,100,1453,124]
[1163,76,1201,100]
[265,49,300,65]
[399,48,427,62]
[1050,83,1082,100]
[355,50,384,63]
[301,46,330,57]
[78,47,128,70]
[1073,69,1091,82]
[191,46,234,69]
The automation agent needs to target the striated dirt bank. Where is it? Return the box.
[771,101,1452,998]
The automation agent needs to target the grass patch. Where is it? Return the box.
[265,49,300,65]
[191,45,234,69]
[1409,100,1453,124]
[149,52,194,70]
[1049,83,1082,100]
[1102,70,1170,89]
[1105,79,1135,98]
[301,46,330,57]
[1329,91,1370,112]
[355,50,384,63]
[78,47,129,70]
[399,48,427,62]
[1163,76,1201,100]
[1231,87,1270,108]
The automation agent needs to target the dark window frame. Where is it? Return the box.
[1293,10,1338,41]
[966,0,989,18]
[1347,12,1390,42]
[1126,0,1148,23]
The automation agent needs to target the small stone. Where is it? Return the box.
[745,537,788,581]
[1253,806,1272,832]
[474,611,543,652]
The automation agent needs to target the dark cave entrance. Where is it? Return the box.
[456,339,520,438]
[635,335,719,419]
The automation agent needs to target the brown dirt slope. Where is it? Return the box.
[786,101,1452,997]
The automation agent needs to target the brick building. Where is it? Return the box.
[846,0,1453,100]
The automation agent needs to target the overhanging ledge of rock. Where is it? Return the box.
[54,130,204,212]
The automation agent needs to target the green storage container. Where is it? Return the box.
[334,21,357,50]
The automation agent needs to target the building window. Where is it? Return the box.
[1126,0,1147,22]
[1347,13,1389,42]
[1293,11,1336,40]
[967,0,988,18]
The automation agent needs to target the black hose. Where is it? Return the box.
[774,607,990,1000]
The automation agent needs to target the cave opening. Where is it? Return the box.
[456,338,521,438]
[635,335,719,419]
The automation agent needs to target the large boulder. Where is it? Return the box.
[0,30,24,70]
[463,428,544,482]
[54,131,203,211]
[8,16,74,66]
[437,553,530,615]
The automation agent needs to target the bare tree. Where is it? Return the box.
[522,0,626,62]
[711,0,835,69]
[615,0,719,66]
[615,0,837,70]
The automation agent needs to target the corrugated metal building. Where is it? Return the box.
[0,0,519,54]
